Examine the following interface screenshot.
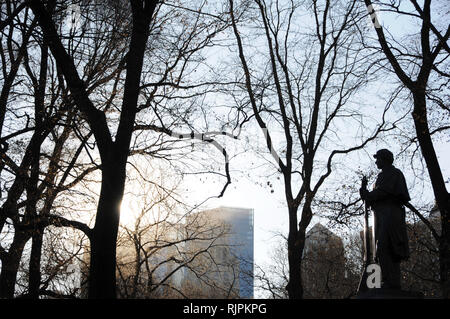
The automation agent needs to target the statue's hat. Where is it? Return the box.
[373,149,394,162]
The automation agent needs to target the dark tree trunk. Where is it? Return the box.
[0,232,30,298]
[439,237,450,298]
[88,157,126,299]
[286,204,308,299]
[28,229,44,299]
[412,90,450,298]
[288,197,314,299]
[286,229,303,299]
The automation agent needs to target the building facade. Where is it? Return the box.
[302,223,356,298]
[182,206,254,298]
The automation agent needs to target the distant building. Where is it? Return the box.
[304,223,343,253]
[79,206,254,299]
[182,206,254,298]
[302,223,356,298]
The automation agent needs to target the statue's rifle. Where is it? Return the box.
[357,198,375,293]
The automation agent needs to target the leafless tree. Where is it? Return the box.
[228,0,396,298]
[21,0,239,298]
[253,237,289,299]
[0,1,95,298]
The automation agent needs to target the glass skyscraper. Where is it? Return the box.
[201,206,254,298]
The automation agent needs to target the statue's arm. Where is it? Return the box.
[360,187,389,202]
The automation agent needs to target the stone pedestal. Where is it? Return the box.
[355,288,424,299]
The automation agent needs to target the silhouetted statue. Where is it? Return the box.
[360,149,410,289]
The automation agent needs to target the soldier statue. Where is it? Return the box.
[360,149,410,289]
